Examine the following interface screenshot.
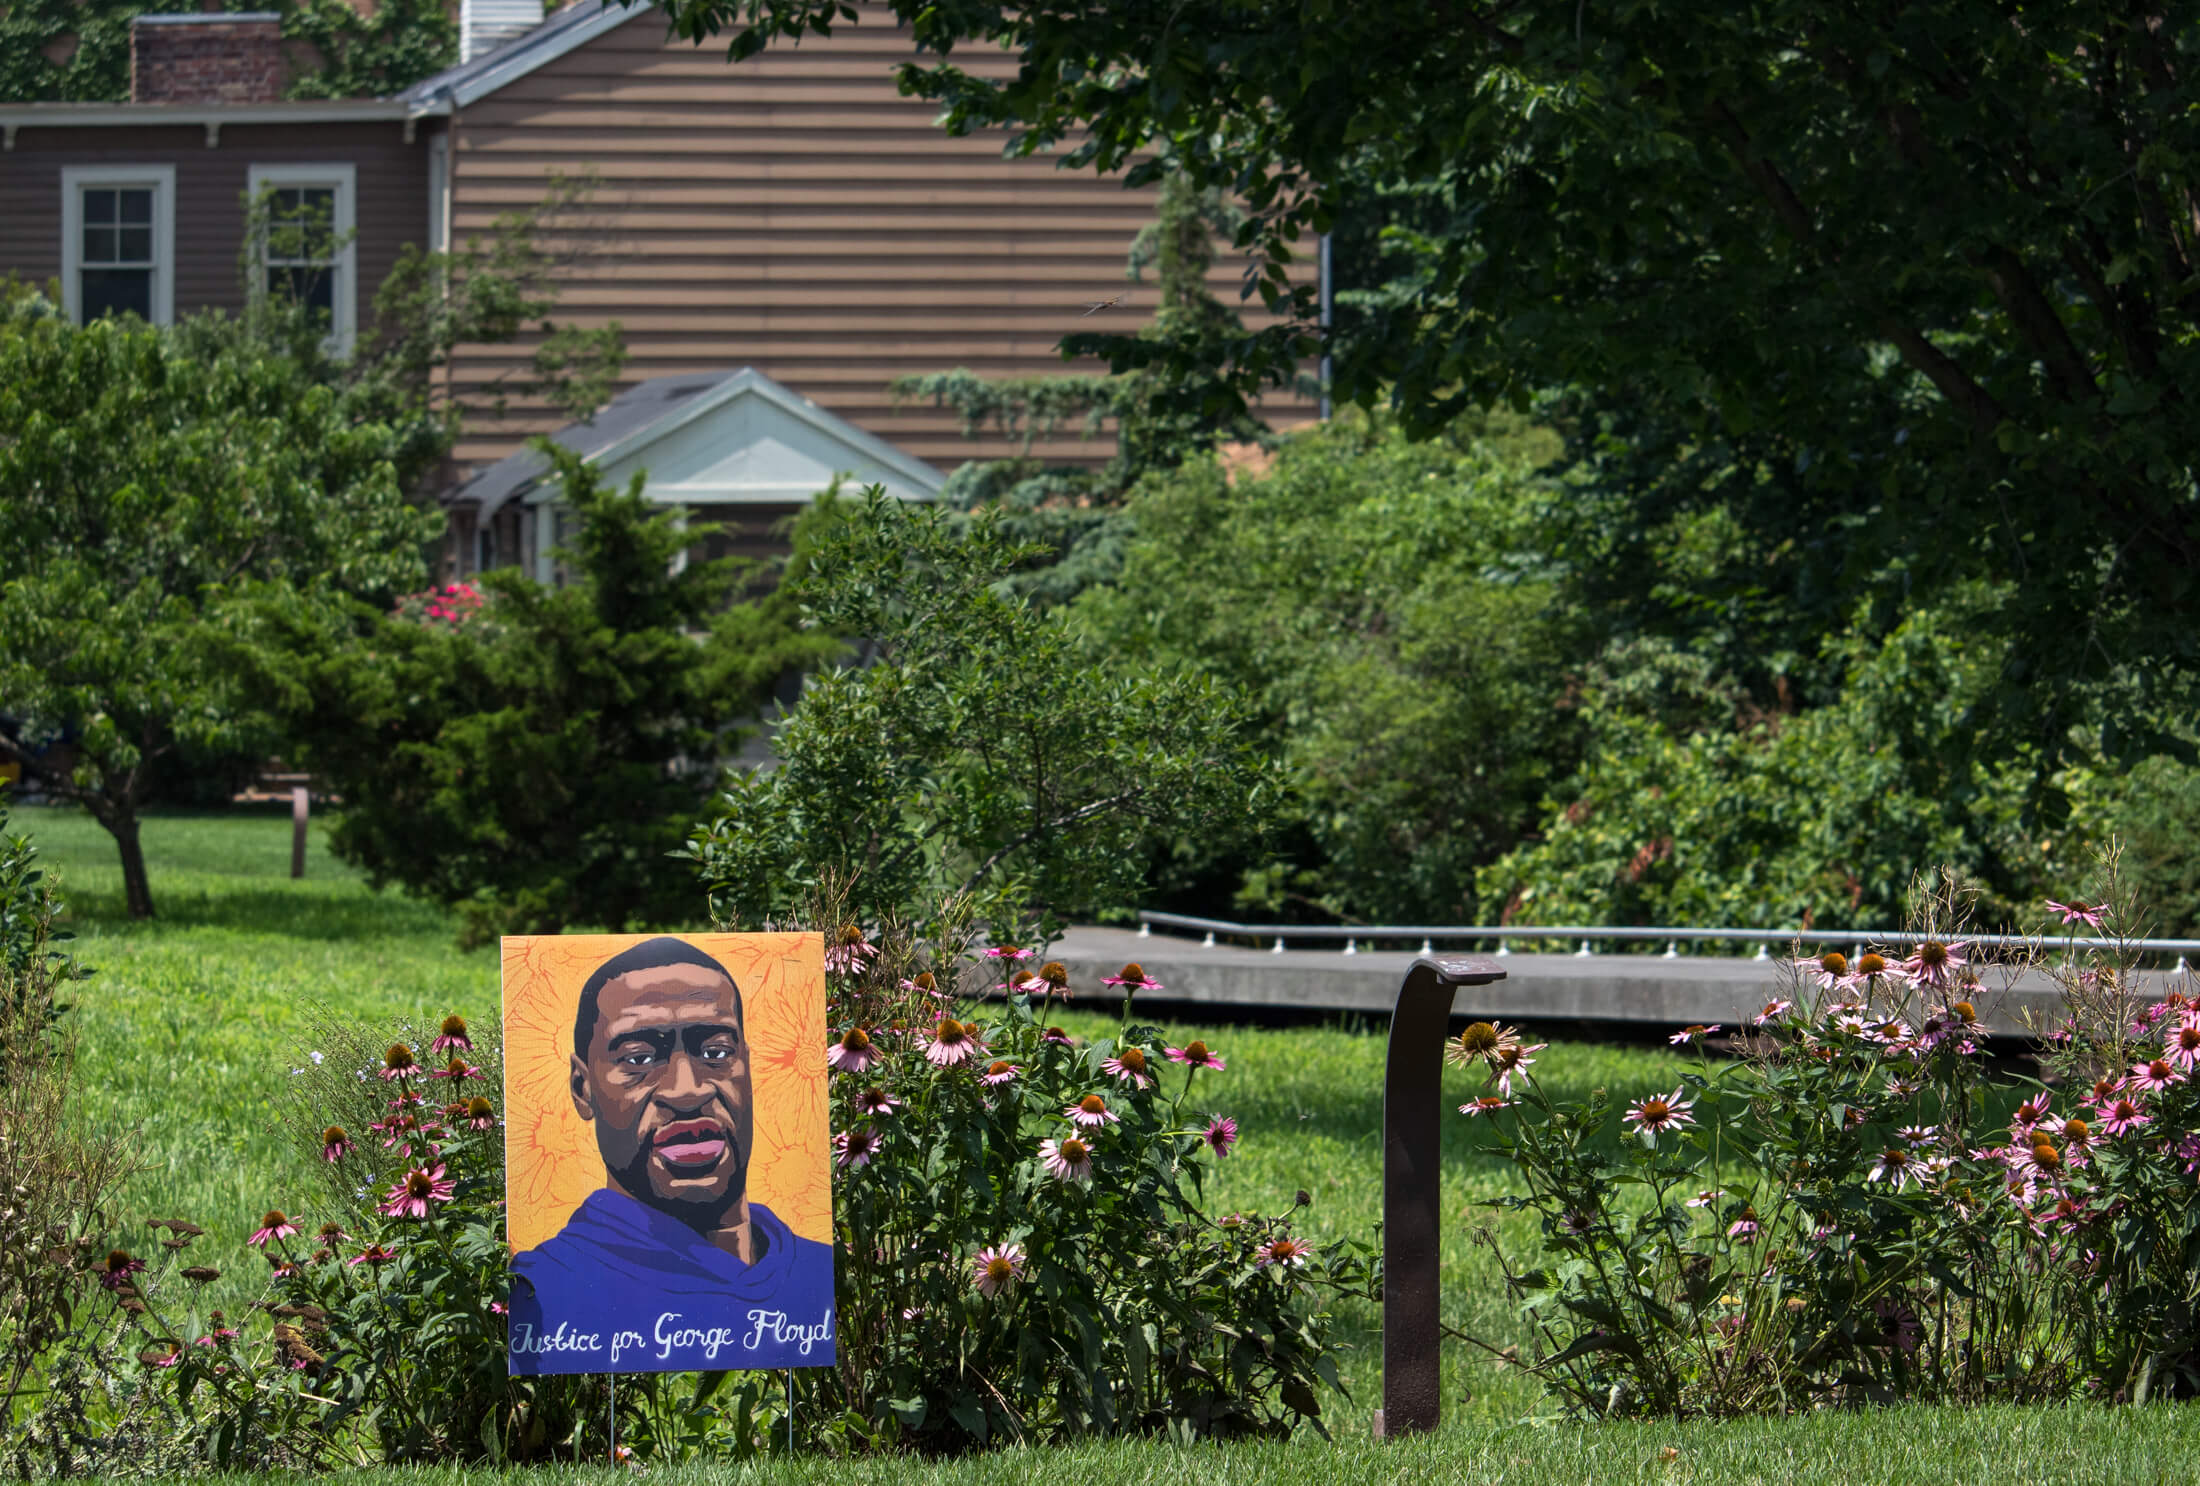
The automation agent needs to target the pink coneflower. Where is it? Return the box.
[1201,1115,1239,1156]
[1039,1135,1094,1185]
[463,1096,499,1130]
[1726,1209,1761,1244]
[833,1126,880,1169]
[1445,1021,1528,1069]
[249,1211,300,1248]
[1873,1298,1922,1354]
[1457,1095,1514,1118]
[1868,1147,1914,1187]
[1829,1009,1871,1037]
[984,944,1032,963]
[1895,1124,1938,1148]
[1752,999,1795,1026]
[373,1111,421,1150]
[99,1250,146,1292]
[1795,951,1848,990]
[432,1055,482,1082]
[322,1126,352,1162]
[1559,1210,1596,1237]
[980,1060,1022,1086]
[1668,1024,1720,1045]
[1903,939,1968,988]
[1101,1046,1154,1088]
[1040,1026,1074,1046]
[2174,1133,2200,1176]
[379,1163,454,1219]
[2096,1096,2151,1137]
[2048,1115,2095,1162]
[1840,952,1904,991]
[854,1087,902,1118]
[2128,1058,2186,1094]
[2037,1194,2089,1230]
[2009,1096,2052,1137]
[1033,961,1071,997]
[348,1244,398,1268]
[140,1343,182,1369]
[827,1027,880,1074]
[1256,1236,1313,1269]
[195,1325,240,1347]
[1621,1088,1695,1143]
[900,971,951,1001]
[972,1243,1026,1299]
[2164,1019,2200,1072]
[431,1014,474,1055]
[2045,899,2105,929]
[379,1043,420,1081]
[824,924,875,974]
[923,1019,983,1067]
[1165,1040,1227,1072]
[1685,1189,1725,1209]
[1103,962,1163,993]
[1486,1039,1545,1095]
[1066,1093,1119,1128]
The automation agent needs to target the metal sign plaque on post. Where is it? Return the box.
[1373,954,1507,1439]
[501,933,837,1374]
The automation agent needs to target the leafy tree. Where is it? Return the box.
[661,0,2200,772]
[0,294,436,919]
[1074,411,1583,923]
[255,445,841,947]
[688,487,1280,930]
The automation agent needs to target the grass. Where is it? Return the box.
[19,807,2197,1480]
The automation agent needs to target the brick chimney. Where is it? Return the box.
[131,13,289,105]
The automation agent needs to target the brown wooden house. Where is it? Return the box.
[3,3,1307,577]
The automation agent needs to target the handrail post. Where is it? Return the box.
[1374,953,1506,1439]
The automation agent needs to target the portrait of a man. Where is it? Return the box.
[506,935,835,1374]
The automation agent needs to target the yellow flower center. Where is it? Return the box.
[987,1061,1014,1078]
[2032,1140,2061,1170]
[985,1257,1014,1282]
[936,1020,966,1044]
[1819,952,1848,976]
[2064,1118,2089,1141]
[1039,961,1069,987]
[1951,1000,1976,1023]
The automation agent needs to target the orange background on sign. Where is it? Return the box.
[501,933,830,1254]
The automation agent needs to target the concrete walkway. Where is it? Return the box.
[1044,926,2183,1038]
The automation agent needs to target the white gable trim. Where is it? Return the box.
[438,2,648,109]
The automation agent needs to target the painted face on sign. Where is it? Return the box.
[570,962,754,1231]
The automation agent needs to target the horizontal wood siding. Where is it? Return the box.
[445,7,1310,477]
[0,122,425,325]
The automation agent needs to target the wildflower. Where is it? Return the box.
[1726,1208,1761,1244]
[1066,1093,1120,1128]
[379,1162,455,1219]
[980,1060,1022,1086]
[249,1211,300,1248]
[348,1244,398,1268]
[1874,1298,1923,1354]
[181,1266,221,1284]
[1039,1135,1094,1185]
[1668,1024,1720,1045]
[1841,952,1902,991]
[2045,899,2105,929]
[2023,1139,2064,1177]
[1166,1040,1227,1072]
[901,971,949,1001]
[99,1250,146,1293]
[318,1222,346,1244]
[972,1243,1026,1299]
[2009,1095,2052,1137]
[984,944,1032,963]
[1458,1095,1514,1118]
[1256,1236,1313,1269]
[2174,1133,2200,1176]
[1201,1115,1239,1157]
[1040,1026,1074,1046]
[1868,1148,1914,1188]
[2096,1096,2151,1137]
[1685,1189,1725,1209]
[854,1087,902,1118]
[1621,1088,1696,1143]
[1895,1124,1938,1148]
[2128,1058,2187,1094]
[1796,951,1847,990]
[2085,1075,2123,1109]
[2038,1195,2088,1230]
[1485,1039,1544,1094]
[195,1318,240,1346]
[379,1043,420,1081]
[322,1126,352,1162]
[2049,1115,2094,1163]
[1903,939,1968,988]
[827,1027,880,1074]
[1829,1008,1870,1037]
[1035,961,1071,994]
[1008,971,1045,996]
[833,1126,880,1170]
[824,923,875,974]
[923,1019,983,1067]
[432,1055,482,1082]
[464,1095,499,1130]
[139,1343,183,1369]
[1752,999,1795,1026]
[2164,1019,2200,1072]
[1103,962,1164,993]
[1559,1210,1595,1237]
[1102,1046,1154,1088]
[431,1014,473,1054]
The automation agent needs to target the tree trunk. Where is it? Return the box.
[109,809,156,920]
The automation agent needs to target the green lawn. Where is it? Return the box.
[21,807,2197,1479]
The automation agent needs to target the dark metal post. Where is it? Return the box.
[1375,954,1506,1439]
[290,785,309,879]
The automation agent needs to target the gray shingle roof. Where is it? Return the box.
[446,369,737,513]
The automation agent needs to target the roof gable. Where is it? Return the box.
[402,0,648,110]
[461,367,945,512]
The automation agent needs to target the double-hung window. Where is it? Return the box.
[61,165,176,326]
[247,163,357,356]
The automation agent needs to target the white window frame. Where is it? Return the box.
[60,164,176,327]
[246,162,357,357]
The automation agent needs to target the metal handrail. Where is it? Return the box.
[1133,908,2200,961]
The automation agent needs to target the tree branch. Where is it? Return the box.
[953,788,1145,901]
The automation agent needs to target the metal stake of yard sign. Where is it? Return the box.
[1373,953,1506,1440]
